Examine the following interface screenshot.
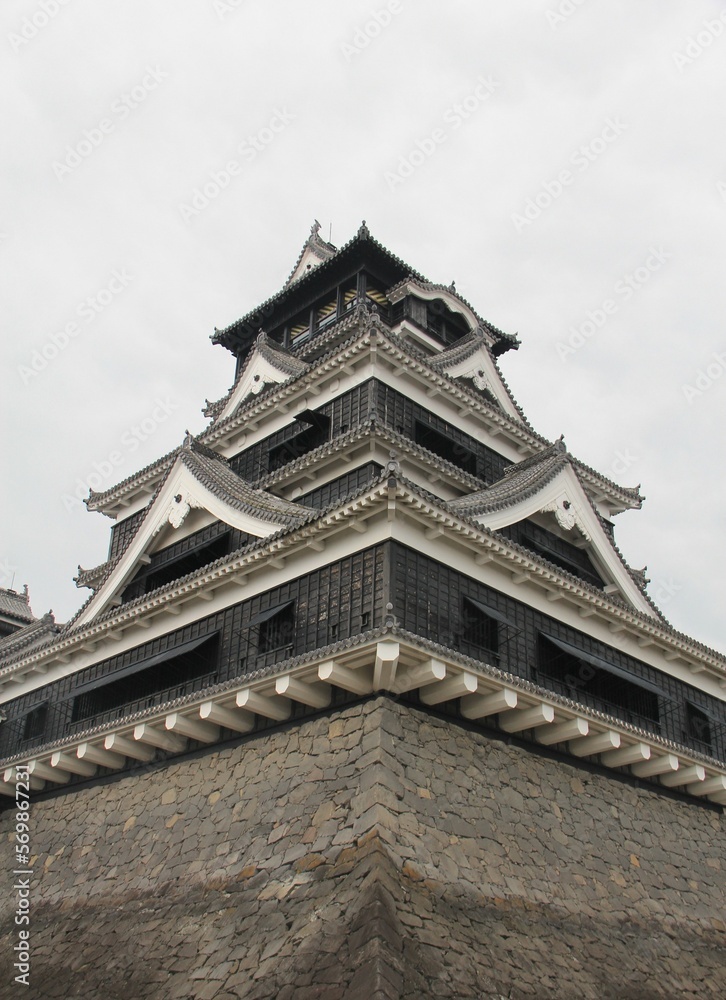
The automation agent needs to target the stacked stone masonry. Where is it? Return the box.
[1,698,724,998]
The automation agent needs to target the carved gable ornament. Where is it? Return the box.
[540,493,591,541]
[166,490,203,530]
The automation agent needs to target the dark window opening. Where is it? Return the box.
[268,411,331,471]
[258,602,295,654]
[460,597,499,658]
[288,283,367,345]
[365,286,388,309]
[316,298,337,329]
[22,703,48,743]
[298,464,384,510]
[685,703,712,752]
[361,611,370,628]
[290,318,310,343]
[70,636,219,728]
[537,635,660,730]
[522,530,603,589]
[414,421,477,476]
[122,531,233,603]
[425,301,470,346]
[329,623,339,640]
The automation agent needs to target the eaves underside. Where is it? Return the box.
[2,632,725,809]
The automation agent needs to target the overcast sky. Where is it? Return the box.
[1,0,725,654]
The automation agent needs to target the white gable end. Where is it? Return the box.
[75,459,285,628]
[440,343,522,422]
[471,464,656,618]
[218,351,296,423]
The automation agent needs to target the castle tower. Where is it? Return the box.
[1,224,724,998]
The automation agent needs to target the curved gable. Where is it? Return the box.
[451,453,658,619]
[74,445,311,627]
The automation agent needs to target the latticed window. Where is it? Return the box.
[70,635,219,727]
[268,411,331,471]
[22,702,48,742]
[414,420,477,476]
[461,598,499,656]
[259,602,295,653]
[537,634,661,730]
[519,523,603,589]
[685,702,712,751]
[121,526,234,603]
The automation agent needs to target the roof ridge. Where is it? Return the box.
[212,222,428,346]
[284,219,338,288]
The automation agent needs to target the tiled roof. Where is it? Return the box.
[449,441,568,515]
[284,219,338,288]
[63,437,318,631]
[0,586,34,624]
[203,332,310,420]
[212,221,428,347]
[446,444,664,619]
[86,448,176,511]
[74,563,110,591]
[179,440,314,523]
[386,276,519,352]
[255,417,485,494]
[427,328,487,369]
[0,612,60,665]
[2,472,725,676]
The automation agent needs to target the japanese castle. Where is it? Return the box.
[0,223,724,997]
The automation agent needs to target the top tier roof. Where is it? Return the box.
[0,586,35,625]
[211,221,518,359]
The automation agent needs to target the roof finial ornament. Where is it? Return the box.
[449,280,456,293]
[310,219,321,238]
[358,219,370,239]
[554,434,567,454]
[385,450,401,476]
[182,429,194,449]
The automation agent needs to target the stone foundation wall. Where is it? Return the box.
[1,697,724,998]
